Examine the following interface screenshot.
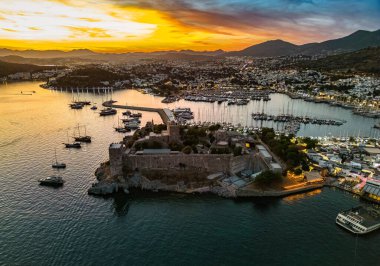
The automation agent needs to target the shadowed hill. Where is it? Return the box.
[296,47,380,74]
[225,29,380,57]
[0,61,60,77]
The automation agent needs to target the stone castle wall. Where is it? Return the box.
[122,153,266,180]
[124,154,232,174]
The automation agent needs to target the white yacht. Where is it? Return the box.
[336,206,380,234]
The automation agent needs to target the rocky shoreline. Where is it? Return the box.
[89,162,323,198]
[89,162,236,197]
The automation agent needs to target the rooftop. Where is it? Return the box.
[259,149,272,159]
[364,147,380,155]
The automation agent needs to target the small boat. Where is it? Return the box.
[121,117,140,123]
[38,176,64,187]
[90,105,97,110]
[74,136,91,142]
[76,101,91,105]
[52,149,66,169]
[129,112,142,118]
[64,142,81,148]
[124,121,140,130]
[115,127,130,133]
[100,108,117,116]
[114,116,131,133]
[69,103,84,109]
[73,124,91,143]
[52,162,66,169]
[63,131,82,148]
[122,110,131,116]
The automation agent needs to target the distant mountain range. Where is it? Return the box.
[2,46,379,77]
[226,29,380,57]
[0,29,379,63]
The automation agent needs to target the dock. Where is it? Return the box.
[102,101,174,124]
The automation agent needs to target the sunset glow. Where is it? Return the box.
[0,0,379,52]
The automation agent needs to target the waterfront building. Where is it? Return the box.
[362,178,380,202]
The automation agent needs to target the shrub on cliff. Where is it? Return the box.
[210,147,231,154]
[169,141,184,151]
[134,140,165,151]
[208,124,221,131]
[182,146,192,154]
[293,168,302,175]
[153,124,167,134]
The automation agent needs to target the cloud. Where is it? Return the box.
[80,17,102,22]
[1,28,18,32]
[0,0,379,51]
[111,0,380,43]
[67,26,112,38]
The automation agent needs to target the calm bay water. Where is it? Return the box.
[0,82,379,266]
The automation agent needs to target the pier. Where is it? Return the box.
[102,101,174,124]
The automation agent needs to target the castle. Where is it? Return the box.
[108,122,282,187]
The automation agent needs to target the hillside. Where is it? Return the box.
[226,40,298,57]
[53,67,127,88]
[300,29,380,55]
[296,47,380,74]
[0,61,58,77]
[226,29,380,57]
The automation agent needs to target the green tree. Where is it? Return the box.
[294,168,302,175]
[233,146,243,156]
[254,171,282,186]
[182,146,192,154]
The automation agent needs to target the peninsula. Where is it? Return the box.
[90,107,324,197]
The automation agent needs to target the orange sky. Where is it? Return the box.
[0,0,251,52]
[0,0,378,52]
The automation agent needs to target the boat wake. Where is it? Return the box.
[0,137,23,148]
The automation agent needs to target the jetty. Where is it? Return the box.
[102,101,174,124]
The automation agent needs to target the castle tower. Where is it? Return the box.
[167,122,180,143]
[109,143,126,177]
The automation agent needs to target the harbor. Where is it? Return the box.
[1,81,380,265]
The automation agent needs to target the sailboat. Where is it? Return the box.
[52,148,66,169]
[114,116,130,133]
[63,131,81,148]
[73,124,92,143]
